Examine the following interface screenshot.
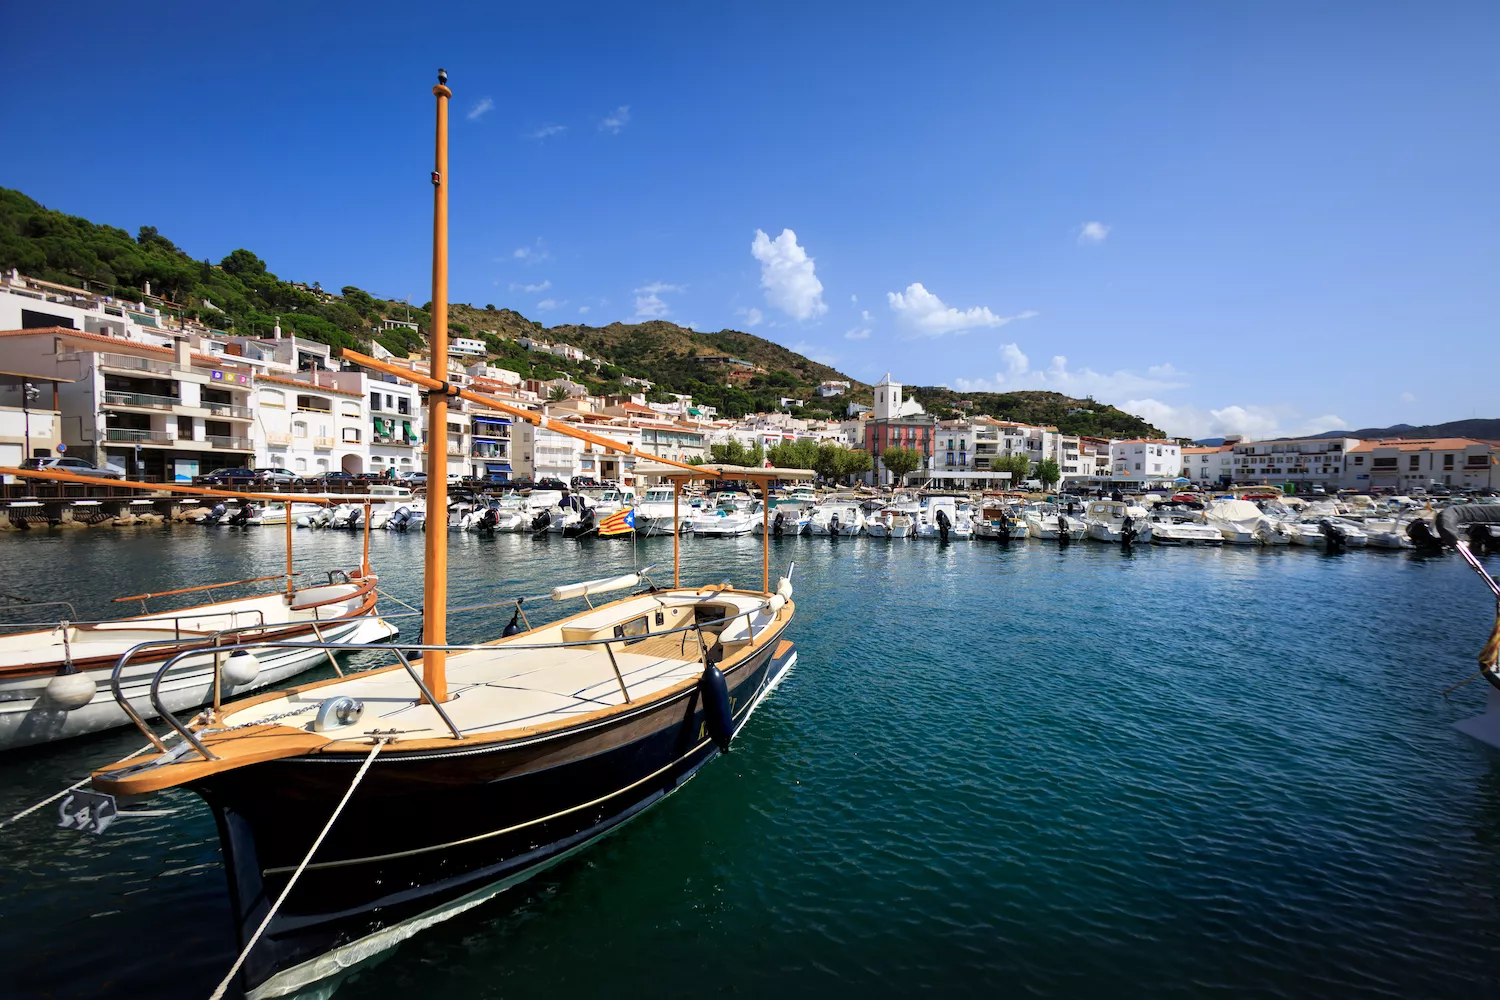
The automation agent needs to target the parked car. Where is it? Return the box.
[570,476,601,490]
[536,478,569,492]
[306,471,358,485]
[397,471,428,485]
[193,467,259,486]
[19,456,125,479]
[498,476,535,492]
[253,467,303,485]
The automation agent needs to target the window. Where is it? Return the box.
[1372,457,1397,469]
[1134,462,1141,470]
[293,421,308,439]
[261,389,286,408]
[369,392,382,411]
[1354,456,1364,465]
[341,401,361,419]
[294,457,307,471]
[1444,454,1454,469]
[343,428,361,443]
[1409,455,1420,471]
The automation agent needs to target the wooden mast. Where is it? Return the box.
[422,68,452,704]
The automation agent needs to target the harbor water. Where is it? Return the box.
[3,527,1500,998]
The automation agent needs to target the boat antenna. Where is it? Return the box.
[422,67,453,704]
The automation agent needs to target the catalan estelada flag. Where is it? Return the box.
[597,507,636,537]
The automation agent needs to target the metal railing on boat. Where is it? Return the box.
[115,580,791,764]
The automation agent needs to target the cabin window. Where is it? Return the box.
[612,616,650,645]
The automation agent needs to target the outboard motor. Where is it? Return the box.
[1319,518,1347,553]
[936,508,951,543]
[207,502,227,525]
[346,506,362,530]
[230,500,254,527]
[1120,514,1137,549]
[530,510,551,533]
[1470,522,1500,557]
[829,512,840,539]
[479,507,498,533]
[389,506,411,532]
[772,510,786,537]
[997,512,1012,544]
[1057,513,1071,546]
[1407,517,1444,553]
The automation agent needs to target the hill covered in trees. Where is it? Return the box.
[908,386,1164,440]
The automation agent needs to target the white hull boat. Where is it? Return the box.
[0,579,396,752]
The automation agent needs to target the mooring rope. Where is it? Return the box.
[0,741,163,831]
[207,738,386,1000]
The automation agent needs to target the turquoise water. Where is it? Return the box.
[3,527,1500,998]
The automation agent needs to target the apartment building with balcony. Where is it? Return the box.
[1182,445,1234,486]
[365,374,422,477]
[1344,438,1498,492]
[1108,439,1182,485]
[514,412,641,484]
[467,408,513,480]
[0,371,65,472]
[0,327,256,480]
[253,373,368,477]
[1231,436,1357,490]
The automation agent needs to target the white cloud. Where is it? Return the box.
[510,279,551,293]
[1078,221,1110,244]
[527,124,566,140]
[1121,399,1347,441]
[536,298,566,311]
[850,294,859,304]
[860,309,871,322]
[633,282,683,320]
[790,341,839,366]
[953,342,1188,398]
[844,327,871,341]
[887,282,1037,337]
[744,307,763,327]
[578,305,591,315]
[512,240,551,263]
[751,229,827,321]
[1400,391,1416,404]
[467,98,495,121]
[599,105,631,133]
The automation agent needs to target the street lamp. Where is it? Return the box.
[22,381,39,460]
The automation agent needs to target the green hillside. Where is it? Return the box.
[909,386,1164,439]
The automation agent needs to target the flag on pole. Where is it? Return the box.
[598,507,636,536]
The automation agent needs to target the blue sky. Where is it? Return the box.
[3,2,1496,438]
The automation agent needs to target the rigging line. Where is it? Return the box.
[377,588,421,613]
[208,739,385,1000]
[0,740,164,830]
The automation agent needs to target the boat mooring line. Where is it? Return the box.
[0,741,161,831]
[209,738,386,1000]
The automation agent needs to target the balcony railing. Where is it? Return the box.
[471,450,509,459]
[103,390,178,411]
[267,432,292,445]
[314,436,336,448]
[105,428,175,444]
[206,434,253,450]
[204,401,253,420]
[96,352,176,375]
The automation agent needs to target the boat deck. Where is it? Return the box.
[221,640,707,740]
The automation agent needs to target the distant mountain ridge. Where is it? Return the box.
[1308,419,1500,441]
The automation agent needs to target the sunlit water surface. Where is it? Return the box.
[3,526,1500,998]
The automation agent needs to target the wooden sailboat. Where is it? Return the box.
[86,70,811,1000]
[0,474,396,752]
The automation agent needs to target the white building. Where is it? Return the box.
[1181,445,1234,486]
[1231,436,1357,490]
[816,380,850,398]
[1108,439,1182,485]
[253,373,368,477]
[1344,438,1498,492]
[467,362,522,386]
[550,343,586,362]
[449,337,487,357]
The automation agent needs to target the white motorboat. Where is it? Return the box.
[1204,499,1269,545]
[973,502,1028,541]
[808,500,866,536]
[1284,520,1326,546]
[866,506,915,538]
[1084,500,1152,543]
[1364,514,1417,549]
[258,502,324,526]
[692,495,763,537]
[385,500,425,531]
[492,494,528,532]
[1025,504,1088,542]
[297,507,332,529]
[1148,506,1224,545]
[915,496,969,539]
[759,501,813,536]
[635,486,688,535]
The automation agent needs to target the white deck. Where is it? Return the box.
[220,591,779,741]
